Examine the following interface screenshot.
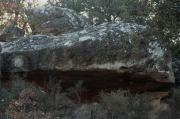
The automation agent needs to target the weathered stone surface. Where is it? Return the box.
[0,25,24,42]
[1,22,174,83]
[26,6,89,35]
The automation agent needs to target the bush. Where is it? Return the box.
[0,78,32,114]
[1,77,168,119]
[100,90,152,119]
[0,74,32,119]
[158,88,180,119]
[70,90,152,119]
[5,79,78,119]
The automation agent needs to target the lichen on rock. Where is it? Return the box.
[1,22,174,83]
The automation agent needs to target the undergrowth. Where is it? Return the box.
[1,77,180,119]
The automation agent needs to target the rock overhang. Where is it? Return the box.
[1,22,175,84]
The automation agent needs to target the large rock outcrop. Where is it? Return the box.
[1,22,174,85]
[26,6,89,35]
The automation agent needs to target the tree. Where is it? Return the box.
[47,0,152,25]
[0,0,25,30]
[152,0,180,42]
[47,0,179,43]
[0,0,39,34]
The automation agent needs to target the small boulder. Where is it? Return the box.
[26,6,89,35]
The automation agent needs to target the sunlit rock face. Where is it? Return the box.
[1,22,174,83]
[26,6,89,35]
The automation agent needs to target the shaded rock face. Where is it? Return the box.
[1,22,174,84]
[26,6,89,35]
[0,25,24,42]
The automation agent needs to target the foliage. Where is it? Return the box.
[158,88,180,119]
[0,0,39,34]
[4,78,180,119]
[151,0,180,42]
[0,0,25,30]
[149,0,180,54]
[171,41,180,57]
[100,90,152,119]
[4,78,77,119]
[0,76,154,119]
[47,0,179,43]
[0,78,31,114]
[0,0,178,43]
[48,0,152,25]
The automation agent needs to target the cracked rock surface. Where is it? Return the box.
[1,22,174,83]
